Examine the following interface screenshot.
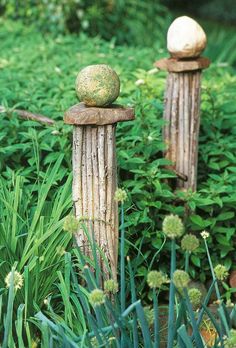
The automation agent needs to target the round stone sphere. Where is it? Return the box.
[167,16,207,59]
[76,64,120,107]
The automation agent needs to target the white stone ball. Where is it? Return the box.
[167,16,207,59]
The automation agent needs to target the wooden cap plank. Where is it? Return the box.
[64,102,135,125]
[155,57,211,72]
[229,271,236,288]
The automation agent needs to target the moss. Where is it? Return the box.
[76,64,120,107]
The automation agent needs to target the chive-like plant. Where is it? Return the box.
[162,214,184,348]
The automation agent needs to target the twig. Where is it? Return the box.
[0,105,55,125]
[173,169,188,182]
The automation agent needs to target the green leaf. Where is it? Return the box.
[190,215,211,228]
[191,255,201,268]
[215,235,230,246]
[217,212,235,221]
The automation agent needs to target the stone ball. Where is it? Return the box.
[167,16,207,59]
[76,64,120,107]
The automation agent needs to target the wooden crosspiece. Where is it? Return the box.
[64,102,134,279]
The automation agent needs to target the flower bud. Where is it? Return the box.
[114,188,127,203]
[200,230,209,239]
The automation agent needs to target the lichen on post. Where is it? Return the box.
[64,65,134,280]
[155,16,210,191]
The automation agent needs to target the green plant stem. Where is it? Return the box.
[120,203,125,313]
[149,235,166,270]
[167,239,176,348]
[204,239,221,301]
[2,271,15,348]
[184,251,190,273]
[204,238,224,346]
[135,302,153,347]
[153,288,160,348]
[196,280,215,328]
[127,257,139,348]
[120,203,125,346]
[183,288,204,348]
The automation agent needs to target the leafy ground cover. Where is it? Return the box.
[0,18,236,346]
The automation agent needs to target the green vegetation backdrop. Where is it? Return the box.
[1,18,236,285]
[0,2,236,344]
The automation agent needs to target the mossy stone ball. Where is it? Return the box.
[76,64,120,107]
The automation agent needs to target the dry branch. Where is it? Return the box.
[0,106,55,125]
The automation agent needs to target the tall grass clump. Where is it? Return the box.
[30,204,236,347]
[0,155,72,346]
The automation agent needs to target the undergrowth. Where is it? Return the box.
[0,18,236,346]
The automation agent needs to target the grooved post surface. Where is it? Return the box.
[163,70,202,191]
[72,125,118,278]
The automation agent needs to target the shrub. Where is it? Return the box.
[0,0,170,46]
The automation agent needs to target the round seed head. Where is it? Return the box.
[173,270,190,289]
[5,270,23,290]
[114,188,127,203]
[188,288,202,309]
[63,215,79,234]
[90,337,99,347]
[147,271,169,289]
[224,329,236,348]
[104,279,118,294]
[181,234,199,252]
[214,264,229,281]
[89,289,105,307]
[162,214,184,239]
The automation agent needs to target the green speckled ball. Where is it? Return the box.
[76,64,120,107]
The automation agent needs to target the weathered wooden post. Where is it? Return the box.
[64,64,134,279]
[155,16,210,191]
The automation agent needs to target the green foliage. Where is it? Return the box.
[0,0,170,46]
[2,0,236,67]
[1,19,236,287]
[0,19,236,345]
[0,157,73,344]
[205,25,236,67]
[118,67,236,284]
[2,214,235,347]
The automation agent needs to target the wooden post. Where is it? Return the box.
[155,57,210,191]
[155,16,211,191]
[64,103,134,279]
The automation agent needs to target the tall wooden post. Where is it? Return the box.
[155,16,210,191]
[64,103,134,279]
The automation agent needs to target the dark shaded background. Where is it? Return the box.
[165,0,236,24]
[0,0,235,47]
